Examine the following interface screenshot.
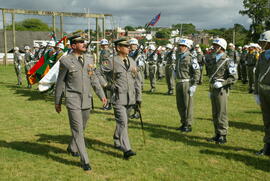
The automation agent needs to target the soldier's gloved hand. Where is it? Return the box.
[189,85,197,97]
[213,81,223,89]
[254,94,260,105]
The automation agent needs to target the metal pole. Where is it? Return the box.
[52,14,56,33]
[102,17,105,38]
[87,9,91,41]
[180,24,183,37]
[12,12,16,49]
[2,10,7,66]
[96,17,99,61]
[60,14,63,38]
[233,24,236,45]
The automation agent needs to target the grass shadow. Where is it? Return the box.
[229,120,263,132]
[36,134,122,159]
[0,140,79,167]
[200,149,270,172]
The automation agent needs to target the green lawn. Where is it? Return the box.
[0,65,269,181]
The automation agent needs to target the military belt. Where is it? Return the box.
[176,79,190,83]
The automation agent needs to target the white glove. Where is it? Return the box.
[254,94,260,105]
[213,81,223,89]
[189,85,197,97]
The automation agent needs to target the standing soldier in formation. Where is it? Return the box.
[195,44,205,84]
[99,39,113,110]
[100,38,142,159]
[246,43,260,93]
[164,43,176,95]
[24,46,34,88]
[147,44,158,93]
[175,39,200,132]
[240,45,249,84]
[32,43,41,60]
[55,35,107,171]
[13,47,23,86]
[207,38,237,144]
[157,47,165,80]
[254,30,270,156]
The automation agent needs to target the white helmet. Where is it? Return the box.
[195,44,200,48]
[14,47,19,51]
[243,45,249,49]
[49,41,55,47]
[259,30,270,42]
[249,43,257,48]
[100,39,109,45]
[34,43,40,48]
[149,44,156,50]
[166,43,173,49]
[212,38,227,50]
[24,46,30,50]
[57,43,64,49]
[238,46,242,49]
[228,43,235,48]
[129,38,139,45]
[178,39,193,49]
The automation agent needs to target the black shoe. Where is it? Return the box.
[67,148,79,157]
[215,135,227,144]
[124,150,136,159]
[103,103,112,110]
[207,134,220,142]
[248,90,253,94]
[176,124,185,130]
[256,144,270,156]
[81,163,92,171]
[181,125,192,132]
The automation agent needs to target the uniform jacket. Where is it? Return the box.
[208,53,237,87]
[246,50,259,66]
[55,53,105,110]
[254,51,270,94]
[175,51,200,85]
[100,55,142,105]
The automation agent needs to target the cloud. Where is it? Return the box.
[0,0,250,30]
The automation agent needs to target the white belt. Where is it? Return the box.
[176,79,190,83]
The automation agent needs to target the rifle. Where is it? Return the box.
[131,44,144,60]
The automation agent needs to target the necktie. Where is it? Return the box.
[78,56,84,64]
[123,59,129,69]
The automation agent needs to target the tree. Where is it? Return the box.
[239,0,270,41]
[171,23,197,35]
[155,29,171,39]
[6,18,52,31]
[124,25,135,31]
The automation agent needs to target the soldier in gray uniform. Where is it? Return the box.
[24,46,34,88]
[240,45,249,84]
[255,30,270,155]
[100,38,142,159]
[175,39,200,132]
[13,47,22,86]
[157,47,165,80]
[55,35,107,171]
[246,43,259,93]
[207,38,237,144]
[195,44,205,85]
[164,43,176,95]
[99,39,113,110]
[147,44,158,92]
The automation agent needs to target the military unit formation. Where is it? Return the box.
[11,29,270,171]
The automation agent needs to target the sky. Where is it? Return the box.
[0,0,251,32]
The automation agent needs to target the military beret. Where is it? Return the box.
[113,38,130,46]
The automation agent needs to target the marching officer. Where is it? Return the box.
[254,30,270,155]
[164,43,176,95]
[207,38,237,144]
[175,39,200,132]
[55,34,107,171]
[13,47,23,86]
[100,38,142,159]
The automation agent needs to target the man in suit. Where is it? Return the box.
[100,38,142,159]
[55,34,107,171]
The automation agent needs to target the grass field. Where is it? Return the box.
[0,65,269,181]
